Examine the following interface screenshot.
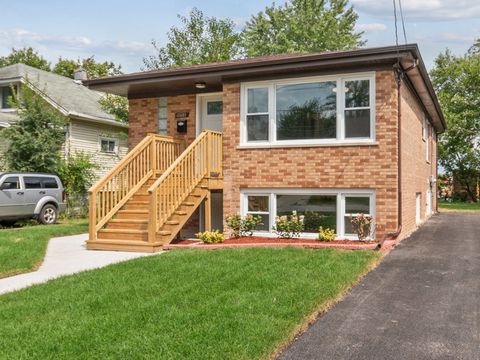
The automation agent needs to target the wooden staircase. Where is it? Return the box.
[86,131,222,252]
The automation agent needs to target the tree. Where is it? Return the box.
[430,40,480,202]
[143,8,241,69]
[241,0,364,57]
[99,94,129,123]
[0,47,51,71]
[53,56,122,79]
[2,85,66,173]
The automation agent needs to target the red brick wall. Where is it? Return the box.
[128,98,158,148]
[128,95,197,148]
[399,83,438,238]
[222,70,400,240]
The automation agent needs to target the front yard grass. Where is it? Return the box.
[0,247,380,360]
[438,199,480,212]
[0,218,88,279]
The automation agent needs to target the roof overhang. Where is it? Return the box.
[84,44,445,133]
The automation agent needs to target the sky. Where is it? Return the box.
[0,0,479,73]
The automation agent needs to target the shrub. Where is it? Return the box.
[350,213,374,240]
[57,152,98,217]
[225,214,263,237]
[273,211,305,238]
[195,230,225,244]
[318,227,336,242]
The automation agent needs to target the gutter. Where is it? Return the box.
[68,111,129,128]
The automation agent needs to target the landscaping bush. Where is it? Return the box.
[195,230,225,244]
[225,214,263,237]
[318,227,336,242]
[273,211,305,238]
[350,213,374,240]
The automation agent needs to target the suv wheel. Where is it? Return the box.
[39,204,58,225]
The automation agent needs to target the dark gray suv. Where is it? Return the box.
[0,172,66,226]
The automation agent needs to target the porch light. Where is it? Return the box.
[195,82,206,89]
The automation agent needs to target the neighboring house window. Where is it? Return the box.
[241,73,375,146]
[0,86,14,109]
[241,189,375,239]
[158,97,168,135]
[100,138,117,154]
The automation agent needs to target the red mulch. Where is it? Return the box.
[166,236,378,251]
[220,237,374,245]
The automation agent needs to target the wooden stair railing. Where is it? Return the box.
[148,130,222,242]
[88,134,183,241]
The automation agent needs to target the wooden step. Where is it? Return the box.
[98,228,148,241]
[116,209,149,219]
[107,219,148,230]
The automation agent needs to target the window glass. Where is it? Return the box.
[247,88,268,113]
[158,96,168,135]
[345,80,370,107]
[207,101,223,115]
[42,177,58,189]
[1,176,19,190]
[247,115,269,141]
[246,195,269,231]
[1,86,13,109]
[24,177,42,189]
[277,194,337,233]
[344,80,371,139]
[276,82,337,140]
[344,196,371,235]
[101,139,116,153]
[345,109,371,138]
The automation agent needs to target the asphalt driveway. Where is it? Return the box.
[278,213,480,360]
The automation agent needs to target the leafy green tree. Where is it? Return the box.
[2,85,66,173]
[242,0,364,57]
[0,47,51,71]
[99,94,129,123]
[143,7,241,69]
[430,40,480,202]
[53,56,122,79]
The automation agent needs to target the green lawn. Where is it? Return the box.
[0,248,379,360]
[0,218,88,279]
[438,199,480,211]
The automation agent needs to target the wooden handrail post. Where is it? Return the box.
[148,190,157,243]
[205,192,212,231]
[150,137,157,174]
[88,192,96,241]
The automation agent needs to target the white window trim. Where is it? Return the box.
[422,114,427,141]
[240,188,376,240]
[99,137,118,154]
[240,72,376,147]
[425,123,430,162]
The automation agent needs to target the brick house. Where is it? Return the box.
[84,44,444,252]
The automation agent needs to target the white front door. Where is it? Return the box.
[198,94,223,232]
[200,95,223,132]
[416,193,421,225]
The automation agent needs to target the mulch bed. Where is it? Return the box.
[167,236,378,251]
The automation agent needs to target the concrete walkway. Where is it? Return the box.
[0,233,158,295]
[278,213,480,360]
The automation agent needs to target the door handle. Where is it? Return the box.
[39,191,46,195]
[17,192,24,195]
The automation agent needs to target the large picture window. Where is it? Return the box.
[241,190,375,239]
[241,73,375,146]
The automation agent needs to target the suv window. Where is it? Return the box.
[24,177,42,189]
[0,176,20,190]
[42,177,58,189]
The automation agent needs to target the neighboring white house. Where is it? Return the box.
[0,63,128,178]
